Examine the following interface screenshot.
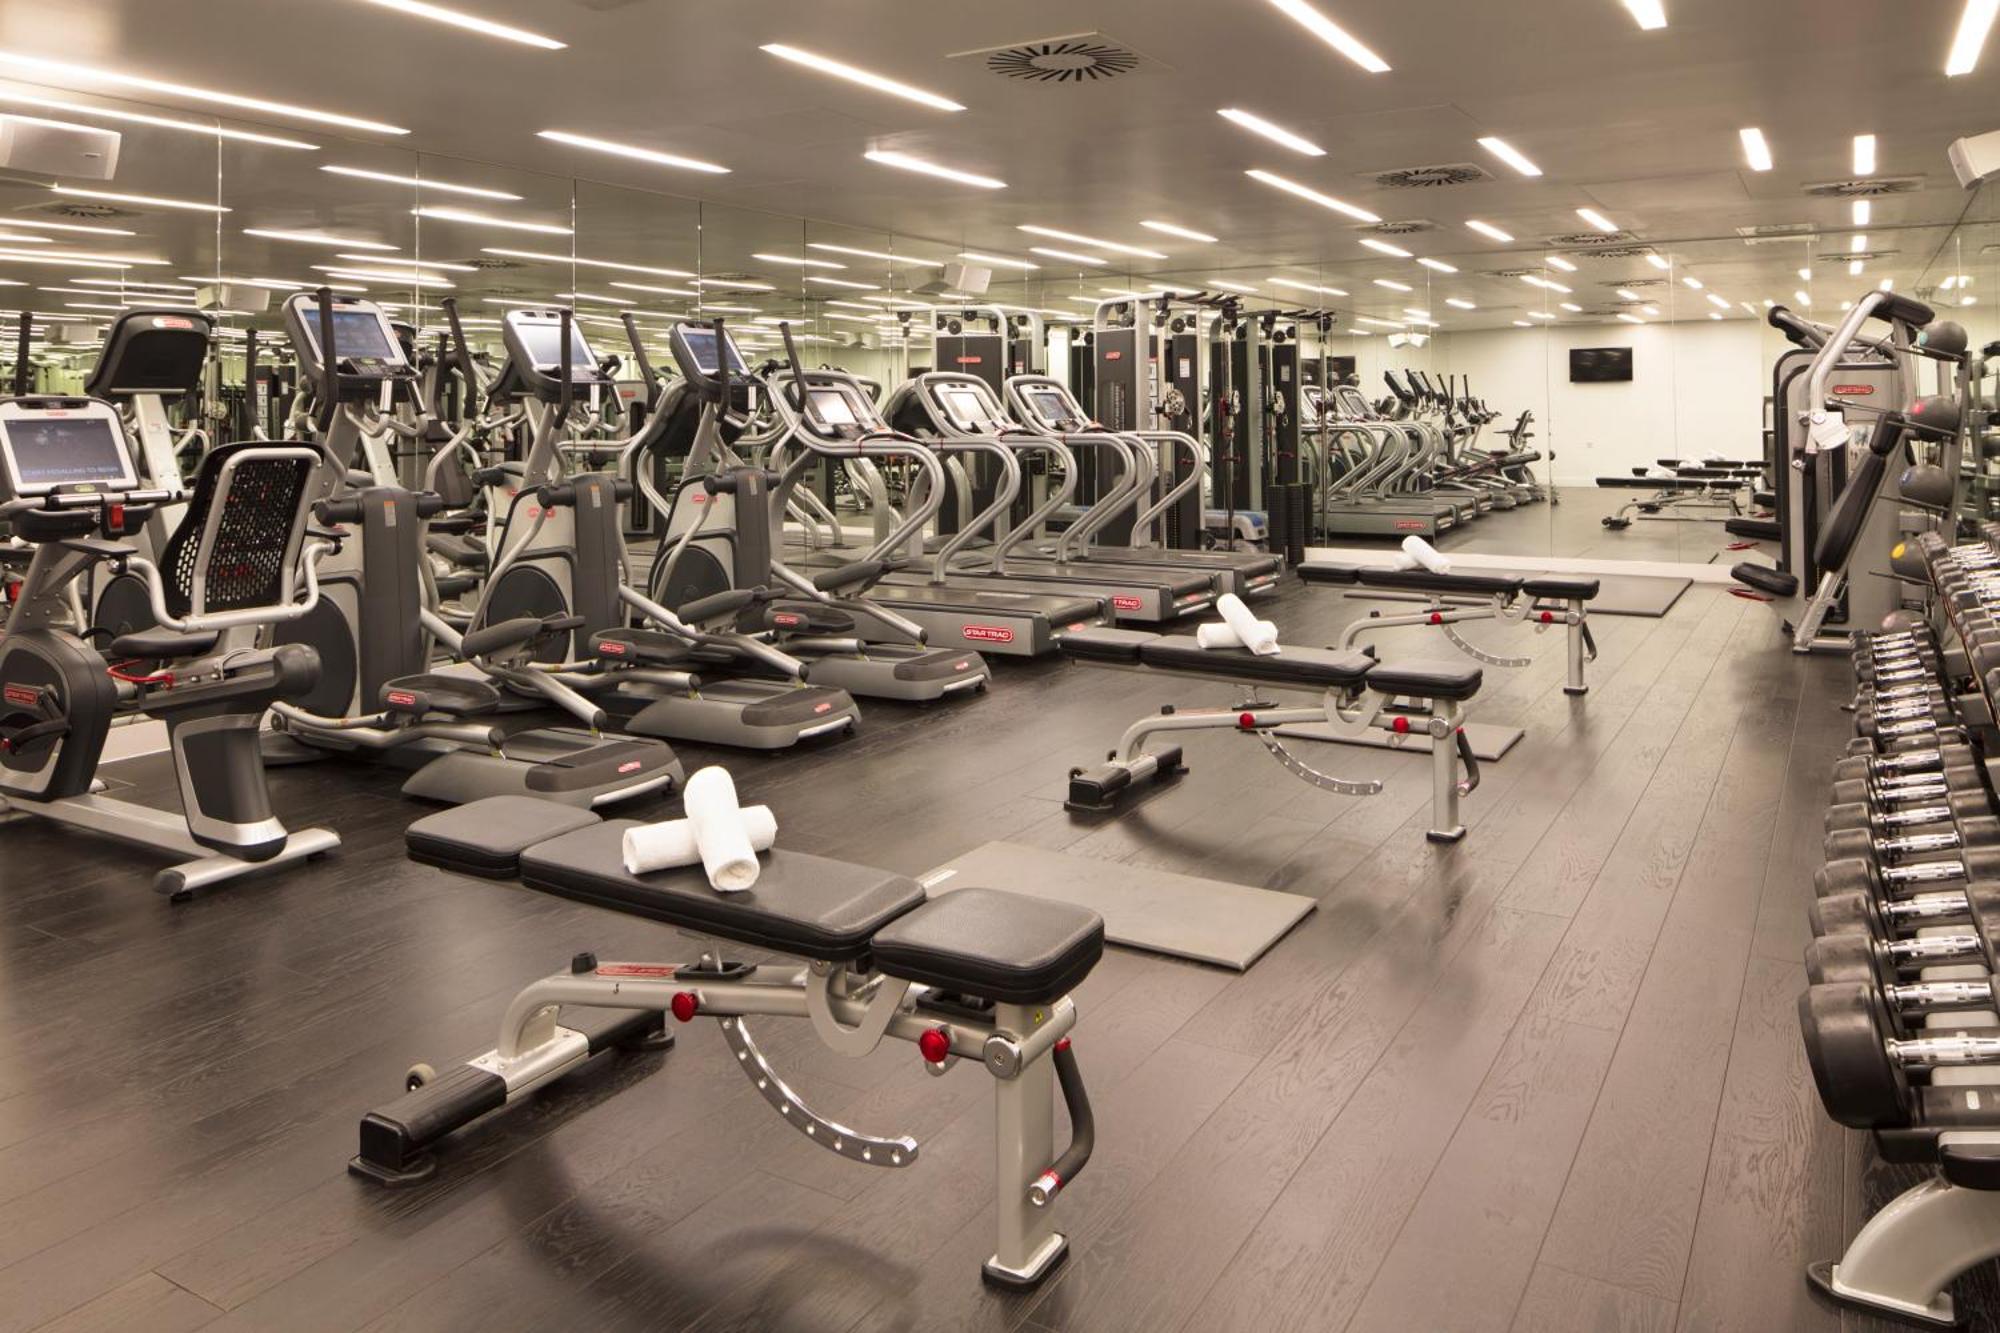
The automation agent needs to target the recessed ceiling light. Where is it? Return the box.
[864,149,1006,189]
[1268,0,1392,71]
[1948,0,2000,74]
[53,185,225,213]
[243,228,397,250]
[1642,304,1661,315]
[1140,220,1219,244]
[552,290,634,305]
[759,43,963,111]
[539,130,727,174]
[1545,255,1578,272]
[0,90,316,149]
[1373,278,1412,291]
[1646,253,1672,270]
[1560,302,1583,312]
[1360,238,1411,258]
[1681,275,1703,289]
[959,252,1038,271]
[0,247,168,269]
[610,281,699,298]
[1576,207,1618,233]
[1964,295,1979,306]
[1706,292,1729,307]
[1797,267,1813,280]
[1521,275,1571,292]
[1615,288,1641,300]
[1708,312,1723,320]
[321,164,522,199]
[807,242,944,267]
[1617,312,1644,324]
[805,276,880,289]
[1465,219,1514,242]
[1513,319,1534,327]
[1269,277,1349,296]
[1792,291,1813,307]
[0,50,407,133]
[0,218,136,238]
[1445,297,1476,310]
[691,277,776,290]
[1850,233,1867,253]
[1477,136,1542,177]
[1848,259,1864,276]
[1738,127,1773,171]
[1353,315,1406,328]
[1029,247,1110,266]
[694,303,762,314]
[335,252,475,272]
[321,266,455,286]
[0,233,49,245]
[753,252,845,269]
[183,274,365,291]
[1246,170,1381,223]
[1216,107,1325,156]
[359,0,563,47]
[1018,225,1166,259]
[414,206,571,235]
[70,278,194,292]
[1853,134,1877,175]
[1402,307,1432,318]
[1851,199,1871,226]
[1416,257,1458,273]
[1208,279,1261,293]
[481,247,696,278]
[1623,0,1667,29]
[1527,311,1556,320]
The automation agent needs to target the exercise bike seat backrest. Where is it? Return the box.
[156,441,319,619]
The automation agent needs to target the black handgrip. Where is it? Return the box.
[415,492,447,519]
[620,312,659,388]
[314,286,339,434]
[711,314,728,405]
[1872,292,1935,329]
[535,482,577,508]
[471,465,509,487]
[1767,305,1821,347]
[702,473,738,495]
[0,717,69,756]
[440,295,481,417]
[314,498,365,525]
[557,307,574,422]
[9,312,29,396]
[1031,1039,1093,1206]
[241,327,261,439]
[1455,729,1482,795]
[613,479,634,502]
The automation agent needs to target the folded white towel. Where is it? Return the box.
[1400,534,1451,574]
[1214,592,1280,655]
[682,765,761,892]
[623,804,777,875]
[1195,619,1278,650]
[1388,551,1421,570]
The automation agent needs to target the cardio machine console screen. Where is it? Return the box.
[297,303,404,367]
[0,407,137,496]
[1027,388,1081,430]
[678,326,747,376]
[939,385,997,432]
[512,316,601,380]
[808,387,860,427]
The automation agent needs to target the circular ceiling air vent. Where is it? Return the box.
[1360,219,1437,236]
[1805,176,1923,199]
[467,257,524,270]
[1362,163,1491,190]
[1602,277,1667,288]
[31,200,136,220]
[1486,266,1542,279]
[1544,230,1639,247]
[986,40,1139,83]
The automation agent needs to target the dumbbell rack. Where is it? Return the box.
[1800,525,2000,1327]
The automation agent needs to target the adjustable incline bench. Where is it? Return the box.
[1297,563,1599,696]
[1058,629,1483,842]
[352,795,1104,1289]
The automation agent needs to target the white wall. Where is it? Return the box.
[1423,319,1785,486]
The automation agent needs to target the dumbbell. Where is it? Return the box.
[1815,845,2000,905]
[1800,981,2000,1129]
[1808,927,2000,988]
[1854,692,1958,739]
[1825,814,2000,866]
[1830,770,1989,811]
[1826,793,1995,835]
[1811,884,2000,943]
[1834,742,1979,782]
[1806,941,2000,1038]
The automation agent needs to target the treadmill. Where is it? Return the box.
[883,372,1217,623]
[768,366,1109,658]
[1001,374,1283,598]
[1308,382,1467,539]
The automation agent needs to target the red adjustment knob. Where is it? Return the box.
[670,991,700,1023]
[1429,611,1443,625]
[1539,610,1554,624]
[1392,715,1411,733]
[1237,711,1257,729]
[919,1026,953,1064]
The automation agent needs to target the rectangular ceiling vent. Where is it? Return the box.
[1803,175,1924,199]
[1575,244,1660,260]
[1485,266,1544,279]
[949,32,1164,83]
[1601,277,1667,288]
[1354,219,1438,235]
[1843,249,1899,263]
[1736,222,1817,240]
[1544,230,1639,248]
[1359,163,1494,190]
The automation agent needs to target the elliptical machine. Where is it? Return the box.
[0,392,341,899]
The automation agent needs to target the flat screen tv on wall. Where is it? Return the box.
[1570,347,1634,382]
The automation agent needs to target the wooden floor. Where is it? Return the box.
[0,558,1980,1333]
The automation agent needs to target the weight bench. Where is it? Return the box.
[1297,563,1599,696]
[1058,628,1483,842]
[355,795,1104,1290]
[1596,472,1751,528]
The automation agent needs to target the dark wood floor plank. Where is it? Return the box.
[28,1272,221,1333]
[1509,1263,1680,1333]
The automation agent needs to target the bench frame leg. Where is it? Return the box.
[1808,1169,2000,1326]
[1427,697,1469,843]
[354,956,1084,1289]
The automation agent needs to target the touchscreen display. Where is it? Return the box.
[811,388,857,426]
[515,318,598,377]
[679,326,747,375]
[1028,388,1075,425]
[3,414,131,490]
[302,306,399,362]
[941,387,992,429]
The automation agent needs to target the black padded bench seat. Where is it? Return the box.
[521,821,925,962]
[871,887,1103,1006]
[407,796,603,878]
[1059,627,1374,689]
[1521,577,1600,600]
[1297,564,1524,598]
[1363,660,1484,702]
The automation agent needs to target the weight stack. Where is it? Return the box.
[1286,484,1309,565]
[1265,486,1291,561]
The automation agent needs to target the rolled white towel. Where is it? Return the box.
[623,805,777,875]
[1387,550,1421,570]
[683,765,761,892]
[1215,592,1280,655]
[1400,534,1451,574]
[1196,618,1278,650]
